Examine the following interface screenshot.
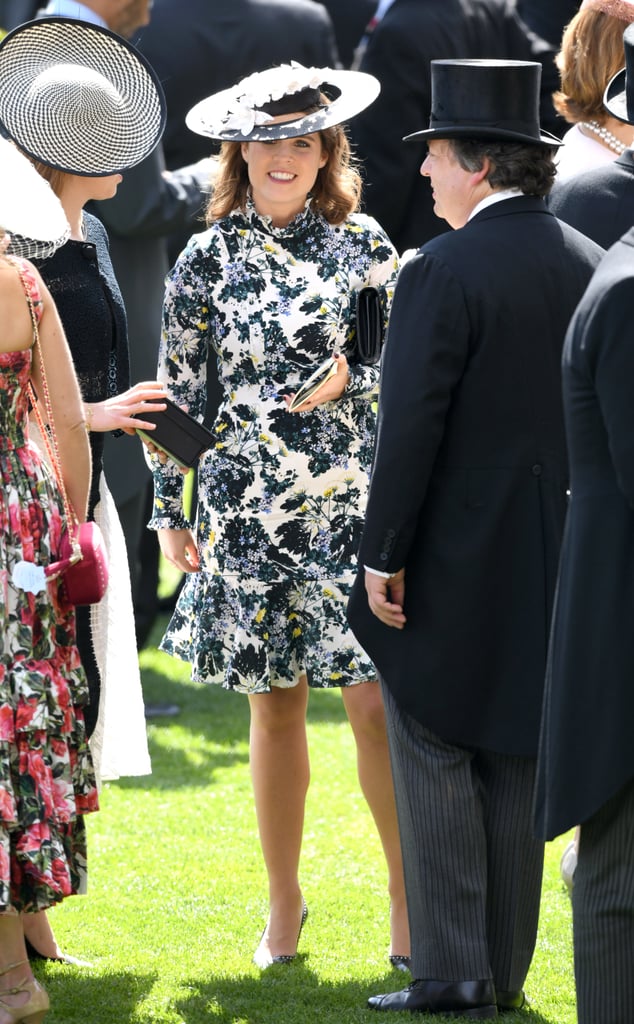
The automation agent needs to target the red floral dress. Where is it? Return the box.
[0,259,98,914]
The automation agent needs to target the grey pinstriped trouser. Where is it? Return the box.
[574,776,634,1024]
[381,681,544,989]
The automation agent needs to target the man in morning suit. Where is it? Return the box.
[535,25,634,1023]
[347,59,604,1018]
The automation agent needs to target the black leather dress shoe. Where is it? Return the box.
[368,979,498,1018]
[496,989,527,1011]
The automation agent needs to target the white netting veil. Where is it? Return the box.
[0,137,69,260]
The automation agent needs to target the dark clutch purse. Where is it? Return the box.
[345,286,384,366]
[134,398,214,469]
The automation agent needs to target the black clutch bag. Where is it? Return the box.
[345,286,384,366]
[134,398,214,469]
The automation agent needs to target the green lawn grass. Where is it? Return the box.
[37,619,578,1023]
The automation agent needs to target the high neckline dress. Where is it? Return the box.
[149,202,399,694]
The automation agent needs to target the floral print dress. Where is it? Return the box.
[0,259,98,914]
[149,203,399,693]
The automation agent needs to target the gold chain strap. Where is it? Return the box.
[17,261,80,557]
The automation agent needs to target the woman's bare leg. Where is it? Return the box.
[0,915,36,1022]
[342,681,410,958]
[21,908,62,958]
[248,679,310,961]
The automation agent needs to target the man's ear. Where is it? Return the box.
[472,154,492,186]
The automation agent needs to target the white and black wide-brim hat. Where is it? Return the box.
[0,138,69,259]
[604,23,634,124]
[186,61,380,143]
[0,17,166,176]
[404,59,562,148]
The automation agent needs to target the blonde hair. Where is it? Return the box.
[207,120,362,226]
[554,9,630,123]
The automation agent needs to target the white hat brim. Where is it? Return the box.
[186,67,380,142]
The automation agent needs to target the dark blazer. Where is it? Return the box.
[549,149,634,250]
[136,0,339,172]
[535,229,634,839]
[348,0,563,253]
[517,0,579,45]
[313,0,376,66]
[348,197,604,757]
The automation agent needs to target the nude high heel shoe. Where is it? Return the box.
[0,961,49,1024]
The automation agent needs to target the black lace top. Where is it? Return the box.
[34,212,130,517]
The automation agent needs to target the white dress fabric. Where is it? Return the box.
[89,473,151,786]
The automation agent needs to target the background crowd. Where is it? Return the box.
[1,1,633,1024]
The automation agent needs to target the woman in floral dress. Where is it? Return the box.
[0,138,97,1024]
[149,64,410,967]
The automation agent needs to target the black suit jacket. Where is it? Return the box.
[348,0,563,253]
[549,149,634,250]
[517,0,579,45]
[347,197,604,757]
[535,228,634,838]
[137,0,339,172]
[313,0,376,66]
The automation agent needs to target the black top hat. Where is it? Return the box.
[604,23,634,124]
[404,59,562,147]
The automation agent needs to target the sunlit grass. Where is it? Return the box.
[38,628,578,1023]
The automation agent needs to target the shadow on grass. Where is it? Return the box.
[124,616,355,792]
[37,967,157,1024]
[172,965,561,1024]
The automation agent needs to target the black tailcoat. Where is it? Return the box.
[535,229,634,839]
[348,197,603,757]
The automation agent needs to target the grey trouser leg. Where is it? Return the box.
[380,681,543,988]
[574,776,634,1024]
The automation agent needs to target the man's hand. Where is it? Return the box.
[365,568,407,629]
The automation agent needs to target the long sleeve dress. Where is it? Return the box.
[149,201,398,693]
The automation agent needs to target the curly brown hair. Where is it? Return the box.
[449,139,557,197]
[207,117,362,226]
[553,9,629,124]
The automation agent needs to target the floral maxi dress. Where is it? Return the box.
[149,204,399,693]
[0,260,98,914]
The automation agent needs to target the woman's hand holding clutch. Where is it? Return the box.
[285,352,350,413]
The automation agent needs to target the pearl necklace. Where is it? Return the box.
[581,119,627,155]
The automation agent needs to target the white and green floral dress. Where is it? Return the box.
[149,201,399,693]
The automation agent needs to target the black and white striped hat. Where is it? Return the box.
[0,18,165,176]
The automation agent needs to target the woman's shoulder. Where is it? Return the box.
[0,255,42,306]
[83,210,108,243]
[337,212,395,246]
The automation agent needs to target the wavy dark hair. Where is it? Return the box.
[207,114,362,225]
[449,138,557,197]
